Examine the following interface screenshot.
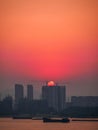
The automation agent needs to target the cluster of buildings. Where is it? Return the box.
[15,81,66,112]
[15,84,33,103]
[70,96,98,107]
[0,81,98,116]
[15,81,98,112]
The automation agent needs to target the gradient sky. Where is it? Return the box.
[0,0,98,99]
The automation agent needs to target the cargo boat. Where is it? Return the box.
[43,117,70,123]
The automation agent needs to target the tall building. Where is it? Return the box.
[15,84,24,103]
[27,85,33,100]
[42,81,66,112]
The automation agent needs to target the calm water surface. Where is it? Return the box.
[0,118,98,130]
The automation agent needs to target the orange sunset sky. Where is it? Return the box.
[0,0,98,98]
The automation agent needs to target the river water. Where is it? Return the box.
[0,118,98,130]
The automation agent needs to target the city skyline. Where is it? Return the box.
[0,82,98,118]
[1,82,98,107]
[0,0,98,98]
[0,80,98,101]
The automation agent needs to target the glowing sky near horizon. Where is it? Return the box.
[0,0,98,97]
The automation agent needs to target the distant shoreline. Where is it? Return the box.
[72,118,98,121]
[1,117,98,122]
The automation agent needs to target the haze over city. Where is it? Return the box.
[0,0,98,99]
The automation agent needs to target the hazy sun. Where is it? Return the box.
[47,81,55,86]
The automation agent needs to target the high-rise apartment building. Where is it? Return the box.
[42,81,66,112]
[15,84,24,103]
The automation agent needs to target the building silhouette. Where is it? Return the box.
[27,85,33,100]
[0,95,13,116]
[71,96,98,107]
[15,84,24,104]
[42,82,66,112]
